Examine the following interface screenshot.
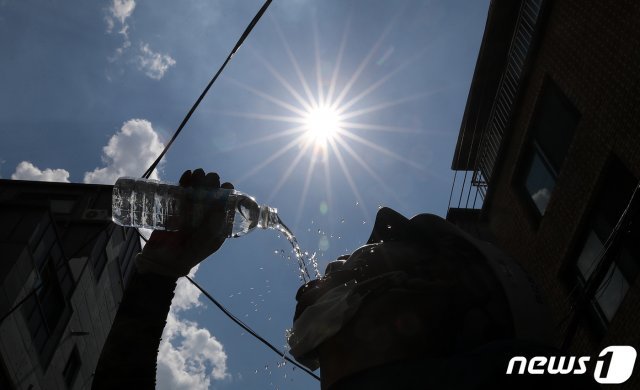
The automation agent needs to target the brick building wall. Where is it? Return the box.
[481,0,640,386]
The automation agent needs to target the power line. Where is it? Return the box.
[142,0,273,179]
[186,276,321,381]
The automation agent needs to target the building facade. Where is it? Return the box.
[448,0,639,387]
[0,179,140,389]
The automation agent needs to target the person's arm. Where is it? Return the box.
[92,169,233,389]
[92,271,177,389]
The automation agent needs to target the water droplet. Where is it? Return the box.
[387,225,392,229]
[259,267,264,270]
[265,365,269,370]
[255,369,258,374]
[307,228,311,232]
[355,201,359,206]
[340,218,345,223]
[338,236,341,239]
[378,204,383,210]
[274,250,278,254]
[362,220,366,224]
[370,249,375,253]
[317,229,321,234]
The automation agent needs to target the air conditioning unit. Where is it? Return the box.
[82,209,110,221]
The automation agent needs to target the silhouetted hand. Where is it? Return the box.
[136,168,235,277]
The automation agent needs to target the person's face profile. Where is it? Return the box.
[295,240,427,307]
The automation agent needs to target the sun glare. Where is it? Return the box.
[304,105,341,145]
[226,14,428,216]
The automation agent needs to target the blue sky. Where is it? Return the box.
[1,0,489,388]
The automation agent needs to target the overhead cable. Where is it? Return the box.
[142,0,273,179]
[186,276,321,381]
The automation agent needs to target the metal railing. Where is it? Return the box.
[471,0,543,197]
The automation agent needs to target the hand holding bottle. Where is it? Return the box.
[136,168,234,277]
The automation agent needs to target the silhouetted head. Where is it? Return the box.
[289,207,551,388]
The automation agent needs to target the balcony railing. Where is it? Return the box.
[474,0,543,195]
[449,0,543,211]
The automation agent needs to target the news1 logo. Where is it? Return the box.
[506,346,637,384]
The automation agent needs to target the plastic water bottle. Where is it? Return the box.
[112,177,280,238]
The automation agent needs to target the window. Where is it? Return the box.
[574,157,639,327]
[62,346,81,389]
[22,225,74,365]
[61,223,112,280]
[23,260,67,355]
[521,80,580,216]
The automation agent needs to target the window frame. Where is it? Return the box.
[21,220,74,368]
[568,156,639,333]
[513,78,580,222]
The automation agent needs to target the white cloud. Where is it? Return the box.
[11,161,70,182]
[157,312,229,389]
[106,0,136,59]
[137,43,176,80]
[104,0,177,80]
[83,118,164,184]
[11,119,163,185]
[109,0,136,26]
[157,266,230,389]
[171,269,204,312]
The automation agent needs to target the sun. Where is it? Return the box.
[303,105,342,146]
[226,16,428,219]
